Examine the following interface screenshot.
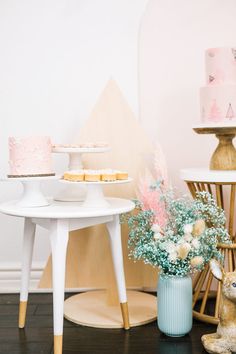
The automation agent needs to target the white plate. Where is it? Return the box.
[52,146,110,153]
[59,177,132,185]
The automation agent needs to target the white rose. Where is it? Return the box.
[184,233,193,242]
[192,238,200,250]
[183,224,193,234]
[177,243,191,260]
[166,242,176,254]
[192,219,206,237]
[151,224,162,233]
[168,251,178,262]
[153,232,162,241]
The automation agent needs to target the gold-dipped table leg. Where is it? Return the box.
[54,335,63,354]
[120,302,130,330]
[18,301,27,328]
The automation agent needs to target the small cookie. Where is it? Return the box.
[101,169,117,182]
[63,170,84,182]
[84,170,101,182]
[116,170,128,180]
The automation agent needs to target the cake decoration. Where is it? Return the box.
[208,99,222,122]
[226,103,235,119]
[209,75,215,83]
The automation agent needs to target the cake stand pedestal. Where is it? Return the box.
[60,178,132,209]
[193,125,236,170]
[53,146,110,201]
[1,176,59,207]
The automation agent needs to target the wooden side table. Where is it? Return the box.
[180,168,236,325]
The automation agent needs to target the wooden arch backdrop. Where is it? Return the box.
[39,79,157,291]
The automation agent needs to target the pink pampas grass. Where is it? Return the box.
[136,144,168,228]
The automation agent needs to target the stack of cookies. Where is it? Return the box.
[63,169,128,182]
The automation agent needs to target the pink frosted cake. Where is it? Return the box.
[200,47,236,125]
[8,136,55,177]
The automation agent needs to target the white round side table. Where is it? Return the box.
[180,168,236,325]
[0,198,157,354]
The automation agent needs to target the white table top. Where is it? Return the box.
[0,198,135,219]
[180,168,236,183]
[193,123,236,130]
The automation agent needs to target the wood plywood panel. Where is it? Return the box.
[39,79,157,289]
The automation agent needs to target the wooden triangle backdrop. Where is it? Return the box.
[39,79,157,290]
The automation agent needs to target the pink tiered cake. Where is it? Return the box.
[8,136,55,177]
[200,47,236,125]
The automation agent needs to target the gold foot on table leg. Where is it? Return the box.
[54,335,63,354]
[120,302,130,330]
[18,301,27,328]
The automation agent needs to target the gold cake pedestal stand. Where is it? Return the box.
[193,126,236,170]
[180,168,236,324]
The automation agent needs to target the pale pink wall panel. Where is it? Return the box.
[139,0,236,190]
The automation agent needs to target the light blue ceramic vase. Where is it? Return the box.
[157,274,192,337]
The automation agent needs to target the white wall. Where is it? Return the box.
[139,0,236,190]
[0,0,148,290]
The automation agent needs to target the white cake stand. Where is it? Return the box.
[53,146,110,201]
[60,178,132,208]
[1,176,59,207]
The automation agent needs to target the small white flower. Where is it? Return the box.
[151,224,162,233]
[159,242,166,250]
[183,224,193,234]
[168,251,178,262]
[192,238,200,250]
[153,232,162,241]
[184,233,193,242]
[177,237,185,245]
[166,242,176,254]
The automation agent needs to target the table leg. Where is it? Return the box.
[19,218,36,328]
[106,216,130,330]
[49,219,69,354]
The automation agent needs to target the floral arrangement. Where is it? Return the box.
[122,147,230,277]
